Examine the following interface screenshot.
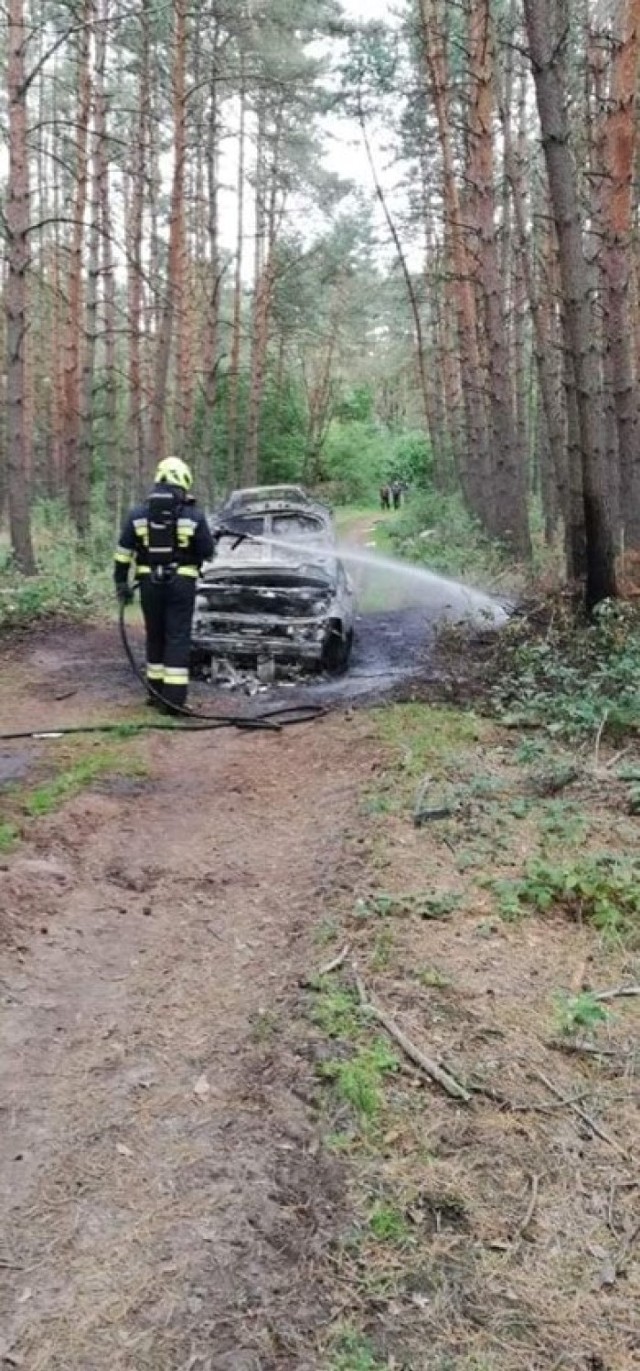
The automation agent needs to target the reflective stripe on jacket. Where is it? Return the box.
[113,485,214,584]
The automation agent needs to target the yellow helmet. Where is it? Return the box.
[155,456,193,492]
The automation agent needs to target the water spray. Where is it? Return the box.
[216,525,510,627]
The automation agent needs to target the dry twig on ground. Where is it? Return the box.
[352,964,471,1103]
[532,1069,629,1159]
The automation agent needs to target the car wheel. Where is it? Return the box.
[322,621,352,675]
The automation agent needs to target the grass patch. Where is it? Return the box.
[0,821,19,853]
[1,736,149,847]
[320,1039,399,1119]
[367,1200,413,1246]
[23,746,147,818]
[328,1328,386,1371]
[354,890,460,921]
[311,982,362,1039]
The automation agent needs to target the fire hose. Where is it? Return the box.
[0,586,325,743]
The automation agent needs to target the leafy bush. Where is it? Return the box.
[0,499,113,632]
[555,992,610,1036]
[489,853,640,939]
[382,489,507,585]
[322,419,390,502]
[388,429,432,484]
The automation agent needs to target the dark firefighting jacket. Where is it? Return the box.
[114,484,214,585]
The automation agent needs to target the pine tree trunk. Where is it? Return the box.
[524,0,617,608]
[227,59,247,491]
[6,0,36,572]
[598,0,640,547]
[243,257,275,486]
[99,0,119,523]
[419,0,492,530]
[50,59,65,496]
[127,0,150,491]
[439,231,467,494]
[202,31,222,502]
[150,0,187,461]
[500,78,570,542]
[79,10,107,527]
[64,0,93,539]
[467,0,530,556]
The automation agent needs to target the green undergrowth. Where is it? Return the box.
[0,498,114,632]
[488,853,640,941]
[313,696,640,1367]
[492,599,640,741]
[379,490,510,587]
[0,822,19,854]
[327,1329,387,1371]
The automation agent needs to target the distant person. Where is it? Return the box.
[380,484,391,511]
[391,480,402,511]
[114,457,214,714]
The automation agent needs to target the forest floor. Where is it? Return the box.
[0,518,639,1370]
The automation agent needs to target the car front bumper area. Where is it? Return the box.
[192,610,330,665]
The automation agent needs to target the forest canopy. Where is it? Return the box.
[1,0,639,609]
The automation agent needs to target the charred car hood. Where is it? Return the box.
[199,564,335,589]
[196,565,335,619]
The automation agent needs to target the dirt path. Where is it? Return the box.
[0,642,372,1369]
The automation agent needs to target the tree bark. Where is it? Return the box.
[202,26,223,503]
[64,0,93,539]
[6,0,36,572]
[466,0,530,557]
[149,0,187,461]
[499,67,570,546]
[127,0,150,491]
[97,3,118,523]
[79,6,107,527]
[419,0,493,530]
[227,55,247,491]
[598,0,640,547]
[524,0,617,608]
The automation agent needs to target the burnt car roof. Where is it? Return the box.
[222,484,311,508]
[216,485,331,520]
[211,498,333,536]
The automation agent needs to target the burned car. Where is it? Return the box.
[192,495,355,676]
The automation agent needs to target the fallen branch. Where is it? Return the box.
[353,965,471,1104]
[594,710,609,775]
[514,1173,542,1241]
[593,985,640,1002]
[318,944,351,977]
[615,1219,640,1274]
[532,1069,629,1159]
[545,1039,625,1059]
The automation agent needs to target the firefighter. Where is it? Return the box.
[114,457,214,713]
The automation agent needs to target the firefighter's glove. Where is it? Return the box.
[116,584,134,606]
